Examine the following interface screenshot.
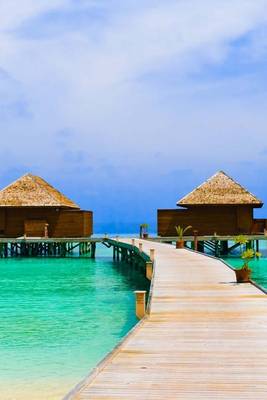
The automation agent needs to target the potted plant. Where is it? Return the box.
[175,225,192,249]
[140,223,149,239]
[234,236,261,282]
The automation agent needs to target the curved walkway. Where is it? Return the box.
[65,240,267,399]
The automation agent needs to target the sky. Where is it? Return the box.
[1,0,267,232]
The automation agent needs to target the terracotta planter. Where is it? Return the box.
[143,233,148,239]
[176,240,184,249]
[235,267,252,283]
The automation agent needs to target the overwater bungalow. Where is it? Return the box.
[158,171,266,236]
[0,173,93,238]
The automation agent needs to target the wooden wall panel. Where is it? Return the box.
[3,208,93,238]
[0,209,5,234]
[236,207,253,232]
[158,206,254,236]
[83,211,93,236]
[24,220,47,237]
[52,210,93,237]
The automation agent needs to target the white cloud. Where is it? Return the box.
[1,0,267,179]
[0,1,69,30]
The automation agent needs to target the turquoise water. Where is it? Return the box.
[222,241,267,290]
[0,246,149,399]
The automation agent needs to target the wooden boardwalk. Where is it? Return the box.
[65,240,267,399]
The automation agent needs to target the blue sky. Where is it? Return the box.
[1,0,267,232]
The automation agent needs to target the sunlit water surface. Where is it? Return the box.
[0,246,149,399]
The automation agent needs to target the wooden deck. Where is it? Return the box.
[149,234,267,242]
[65,239,267,399]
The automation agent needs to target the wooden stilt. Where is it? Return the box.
[193,230,198,251]
[221,240,229,256]
[91,242,96,259]
[198,241,204,253]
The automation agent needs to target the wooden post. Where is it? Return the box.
[150,249,155,262]
[129,249,134,265]
[198,241,204,253]
[44,223,49,238]
[256,240,259,253]
[121,248,126,261]
[146,262,153,280]
[214,240,219,257]
[193,230,198,251]
[134,291,146,319]
[139,243,143,253]
[91,242,96,259]
[221,241,229,256]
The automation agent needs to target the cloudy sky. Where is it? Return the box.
[1,0,267,231]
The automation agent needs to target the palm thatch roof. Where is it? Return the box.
[177,171,263,207]
[0,174,79,208]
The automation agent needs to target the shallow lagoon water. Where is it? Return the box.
[0,246,149,399]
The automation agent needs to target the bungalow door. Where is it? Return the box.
[24,219,48,237]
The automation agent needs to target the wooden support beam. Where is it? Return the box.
[134,291,146,319]
[198,241,204,253]
[193,230,198,251]
[150,249,155,262]
[146,262,153,280]
[220,240,229,256]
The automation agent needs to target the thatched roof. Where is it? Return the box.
[0,174,79,208]
[177,171,263,207]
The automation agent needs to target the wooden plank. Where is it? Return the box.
[65,239,267,400]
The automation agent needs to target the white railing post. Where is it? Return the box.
[150,249,155,262]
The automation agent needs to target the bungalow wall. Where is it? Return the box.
[0,208,93,238]
[157,206,254,236]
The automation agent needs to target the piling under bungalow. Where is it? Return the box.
[0,238,99,258]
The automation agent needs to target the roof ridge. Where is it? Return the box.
[177,171,222,205]
[177,171,262,206]
[0,174,79,208]
[29,174,65,204]
[0,173,31,194]
[217,171,260,199]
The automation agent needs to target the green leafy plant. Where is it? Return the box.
[234,235,249,245]
[175,225,192,240]
[140,223,149,238]
[241,248,261,269]
[234,236,261,270]
[140,223,149,230]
